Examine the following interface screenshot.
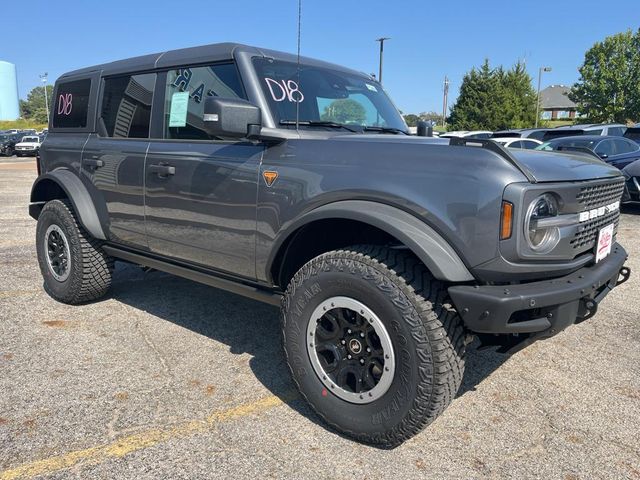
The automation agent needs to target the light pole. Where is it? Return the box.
[39,72,49,125]
[535,66,552,128]
[375,37,390,84]
[442,76,449,128]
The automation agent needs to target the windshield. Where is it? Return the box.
[253,58,407,132]
[22,136,39,142]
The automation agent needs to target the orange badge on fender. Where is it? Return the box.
[263,170,278,187]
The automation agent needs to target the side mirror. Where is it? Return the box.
[596,152,609,159]
[202,97,262,138]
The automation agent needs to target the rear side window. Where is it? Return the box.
[52,79,91,129]
[163,63,246,140]
[100,73,155,138]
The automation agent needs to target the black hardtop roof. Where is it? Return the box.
[59,42,367,80]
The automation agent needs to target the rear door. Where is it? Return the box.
[143,63,263,279]
[81,73,156,249]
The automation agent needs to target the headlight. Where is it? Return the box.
[525,193,561,253]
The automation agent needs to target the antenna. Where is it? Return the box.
[295,0,302,132]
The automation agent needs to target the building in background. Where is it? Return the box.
[0,61,20,121]
[539,85,577,121]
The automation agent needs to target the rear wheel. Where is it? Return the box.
[36,199,113,304]
[282,245,466,447]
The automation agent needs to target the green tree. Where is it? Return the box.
[448,60,537,131]
[502,61,537,128]
[321,99,366,124]
[569,29,640,123]
[418,111,444,124]
[403,114,419,127]
[20,85,53,121]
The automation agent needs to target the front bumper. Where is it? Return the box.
[449,244,629,343]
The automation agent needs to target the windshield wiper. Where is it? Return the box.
[362,126,409,135]
[279,120,359,132]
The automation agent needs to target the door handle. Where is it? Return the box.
[148,164,176,176]
[84,158,104,168]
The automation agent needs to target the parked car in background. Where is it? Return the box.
[15,135,42,156]
[555,123,627,137]
[622,160,640,203]
[491,137,542,149]
[536,135,640,169]
[0,133,19,156]
[516,128,549,140]
[440,130,492,139]
[623,127,640,144]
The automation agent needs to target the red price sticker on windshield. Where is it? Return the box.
[595,223,614,263]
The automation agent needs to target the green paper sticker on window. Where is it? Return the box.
[169,91,189,127]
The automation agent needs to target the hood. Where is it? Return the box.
[327,134,621,183]
[16,141,39,147]
[509,149,622,182]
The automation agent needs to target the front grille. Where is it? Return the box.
[571,178,625,250]
[571,210,620,249]
[576,178,625,209]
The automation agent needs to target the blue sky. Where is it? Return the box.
[3,0,639,114]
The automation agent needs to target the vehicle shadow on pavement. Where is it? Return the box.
[107,262,509,433]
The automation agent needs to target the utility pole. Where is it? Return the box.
[535,66,552,128]
[40,72,49,125]
[442,76,449,128]
[375,37,390,84]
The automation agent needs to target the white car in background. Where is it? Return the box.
[440,130,493,139]
[14,136,42,157]
[491,137,542,149]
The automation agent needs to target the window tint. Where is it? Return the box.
[52,79,91,129]
[613,139,638,154]
[595,139,614,156]
[522,140,539,150]
[508,140,523,149]
[608,127,625,136]
[100,74,155,138]
[164,63,246,140]
[588,128,603,136]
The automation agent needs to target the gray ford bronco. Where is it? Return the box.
[30,43,630,447]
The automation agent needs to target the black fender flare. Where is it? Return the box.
[29,169,107,240]
[269,200,474,282]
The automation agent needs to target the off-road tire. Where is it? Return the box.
[36,199,113,304]
[282,245,466,447]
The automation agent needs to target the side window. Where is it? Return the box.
[595,140,614,157]
[522,140,539,149]
[608,127,625,136]
[164,63,246,140]
[100,73,155,138]
[613,139,638,154]
[52,79,91,129]
[508,140,523,149]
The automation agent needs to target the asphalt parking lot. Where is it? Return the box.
[0,156,638,479]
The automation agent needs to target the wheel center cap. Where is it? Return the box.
[348,338,362,355]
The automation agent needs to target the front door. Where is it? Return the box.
[143,64,262,279]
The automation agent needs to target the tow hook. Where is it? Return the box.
[578,298,599,323]
[616,266,631,287]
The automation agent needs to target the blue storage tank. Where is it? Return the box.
[0,61,20,121]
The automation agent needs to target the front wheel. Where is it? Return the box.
[281,246,466,447]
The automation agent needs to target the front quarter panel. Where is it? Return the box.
[255,137,527,283]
